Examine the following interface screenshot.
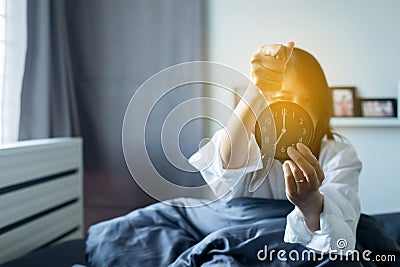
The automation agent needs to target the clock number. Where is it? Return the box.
[267,101,314,161]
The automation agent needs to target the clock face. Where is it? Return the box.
[255,101,314,161]
[251,105,276,192]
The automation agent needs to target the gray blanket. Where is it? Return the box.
[85,198,400,266]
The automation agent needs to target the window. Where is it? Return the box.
[0,0,6,143]
[0,0,27,144]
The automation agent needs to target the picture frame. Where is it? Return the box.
[360,98,397,117]
[331,87,358,117]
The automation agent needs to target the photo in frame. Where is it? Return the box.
[331,87,358,117]
[360,98,397,117]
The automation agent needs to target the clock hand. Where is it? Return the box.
[275,128,286,144]
[275,108,287,145]
[282,108,286,131]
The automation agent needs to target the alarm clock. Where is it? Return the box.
[255,101,314,161]
[249,104,276,192]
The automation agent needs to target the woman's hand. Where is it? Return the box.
[250,41,295,93]
[283,142,325,232]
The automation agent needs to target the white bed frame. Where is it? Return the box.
[0,138,84,263]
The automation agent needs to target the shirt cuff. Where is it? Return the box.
[284,193,356,254]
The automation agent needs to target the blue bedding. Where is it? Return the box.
[85,198,400,266]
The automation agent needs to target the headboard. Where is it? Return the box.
[0,138,84,263]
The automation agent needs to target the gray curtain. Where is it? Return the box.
[19,0,80,138]
[19,0,205,225]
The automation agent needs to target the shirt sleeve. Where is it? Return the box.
[284,140,362,254]
[188,128,263,198]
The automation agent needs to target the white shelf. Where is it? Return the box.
[331,117,400,128]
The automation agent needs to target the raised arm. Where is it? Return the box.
[220,42,295,169]
[218,85,264,169]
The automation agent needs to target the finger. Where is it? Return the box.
[286,160,306,194]
[260,44,284,57]
[252,76,282,92]
[255,45,276,57]
[287,147,318,188]
[284,41,295,64]
[296,143,325,184]
[283,161,297,196]
[251,53,286,73]
[274,45,286,61]
[251,63,284,82]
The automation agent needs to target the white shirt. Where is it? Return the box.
[188,129,362,253]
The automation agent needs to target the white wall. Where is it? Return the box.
[205,0,400,214]
[206,0,400,97]
[334,125,400,214]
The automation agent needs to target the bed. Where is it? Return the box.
[0,139,399,266]
[1,198,399,267]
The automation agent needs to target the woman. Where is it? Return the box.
[86,43,363,266]
[189,42,362,253]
